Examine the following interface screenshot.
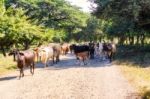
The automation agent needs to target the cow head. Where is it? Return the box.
[8,49,19,61]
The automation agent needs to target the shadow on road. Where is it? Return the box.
[36,53,112,70]
[0,76,17,81]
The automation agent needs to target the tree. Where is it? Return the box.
[5,0,90,42]
[82,17,104,41]
[89,0,150,45]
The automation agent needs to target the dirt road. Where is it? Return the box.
[0,54,140,99]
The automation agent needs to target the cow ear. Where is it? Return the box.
[19,52,24,56]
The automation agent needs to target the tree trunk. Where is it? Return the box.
[1,45,6,57]
[141,34,145,46]
[119,35,125,45]
[136,35,140,45]
[129,36,134,45]
[24,41,29,50]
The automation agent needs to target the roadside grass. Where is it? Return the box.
[115,45,150,98]
[119,65,150,98]
[0,54,16,75]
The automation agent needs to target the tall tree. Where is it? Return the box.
[90,0,150,45]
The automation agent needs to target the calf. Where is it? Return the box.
[72,44,90,65]
[9,50,35,79]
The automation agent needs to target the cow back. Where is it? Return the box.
[21,50,35,66]
[73,45,89,53]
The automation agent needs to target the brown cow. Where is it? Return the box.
[75,51,89,65]
[61,43,69,55]
[9,50,35,79]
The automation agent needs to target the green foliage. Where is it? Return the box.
[0,7,43,49]
[115,45,150,67]
[89,0,150,45]
[82,16,105,41]
[0,0,90,54]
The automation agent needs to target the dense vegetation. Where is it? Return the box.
[90,0,150,45]
[0,0,90,56]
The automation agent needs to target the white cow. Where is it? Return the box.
[95,42,106,60]
[39,46,54,67]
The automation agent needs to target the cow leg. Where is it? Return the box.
[19,69,22,79]
[105,52,109,60]
[30,63,34,75]
[80,57,84,66]
[109,53,113,63]
[57,55,60,62]
[101,51,105,60]
[75,56,78,64]
[76,57,80,65]
[32,62,34,75]
[51,61,54,66]
[85,56,89,65]
[45,59,48,67]
[46,62,48,67]
[13,54,16,61]
[55,55,59,64]
[30,65,32,74]
[64,50,65,55]
[19,68,24,78]
[52,56,55,64]
[83,57,87,65]
[99,51,103,60]
[21,68,24,77]
[62,50,65,55]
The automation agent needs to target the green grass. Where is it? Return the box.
[0,54,16,75]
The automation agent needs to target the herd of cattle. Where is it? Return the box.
[8,42,116,79]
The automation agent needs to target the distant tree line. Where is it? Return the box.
[88,0,150,45]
